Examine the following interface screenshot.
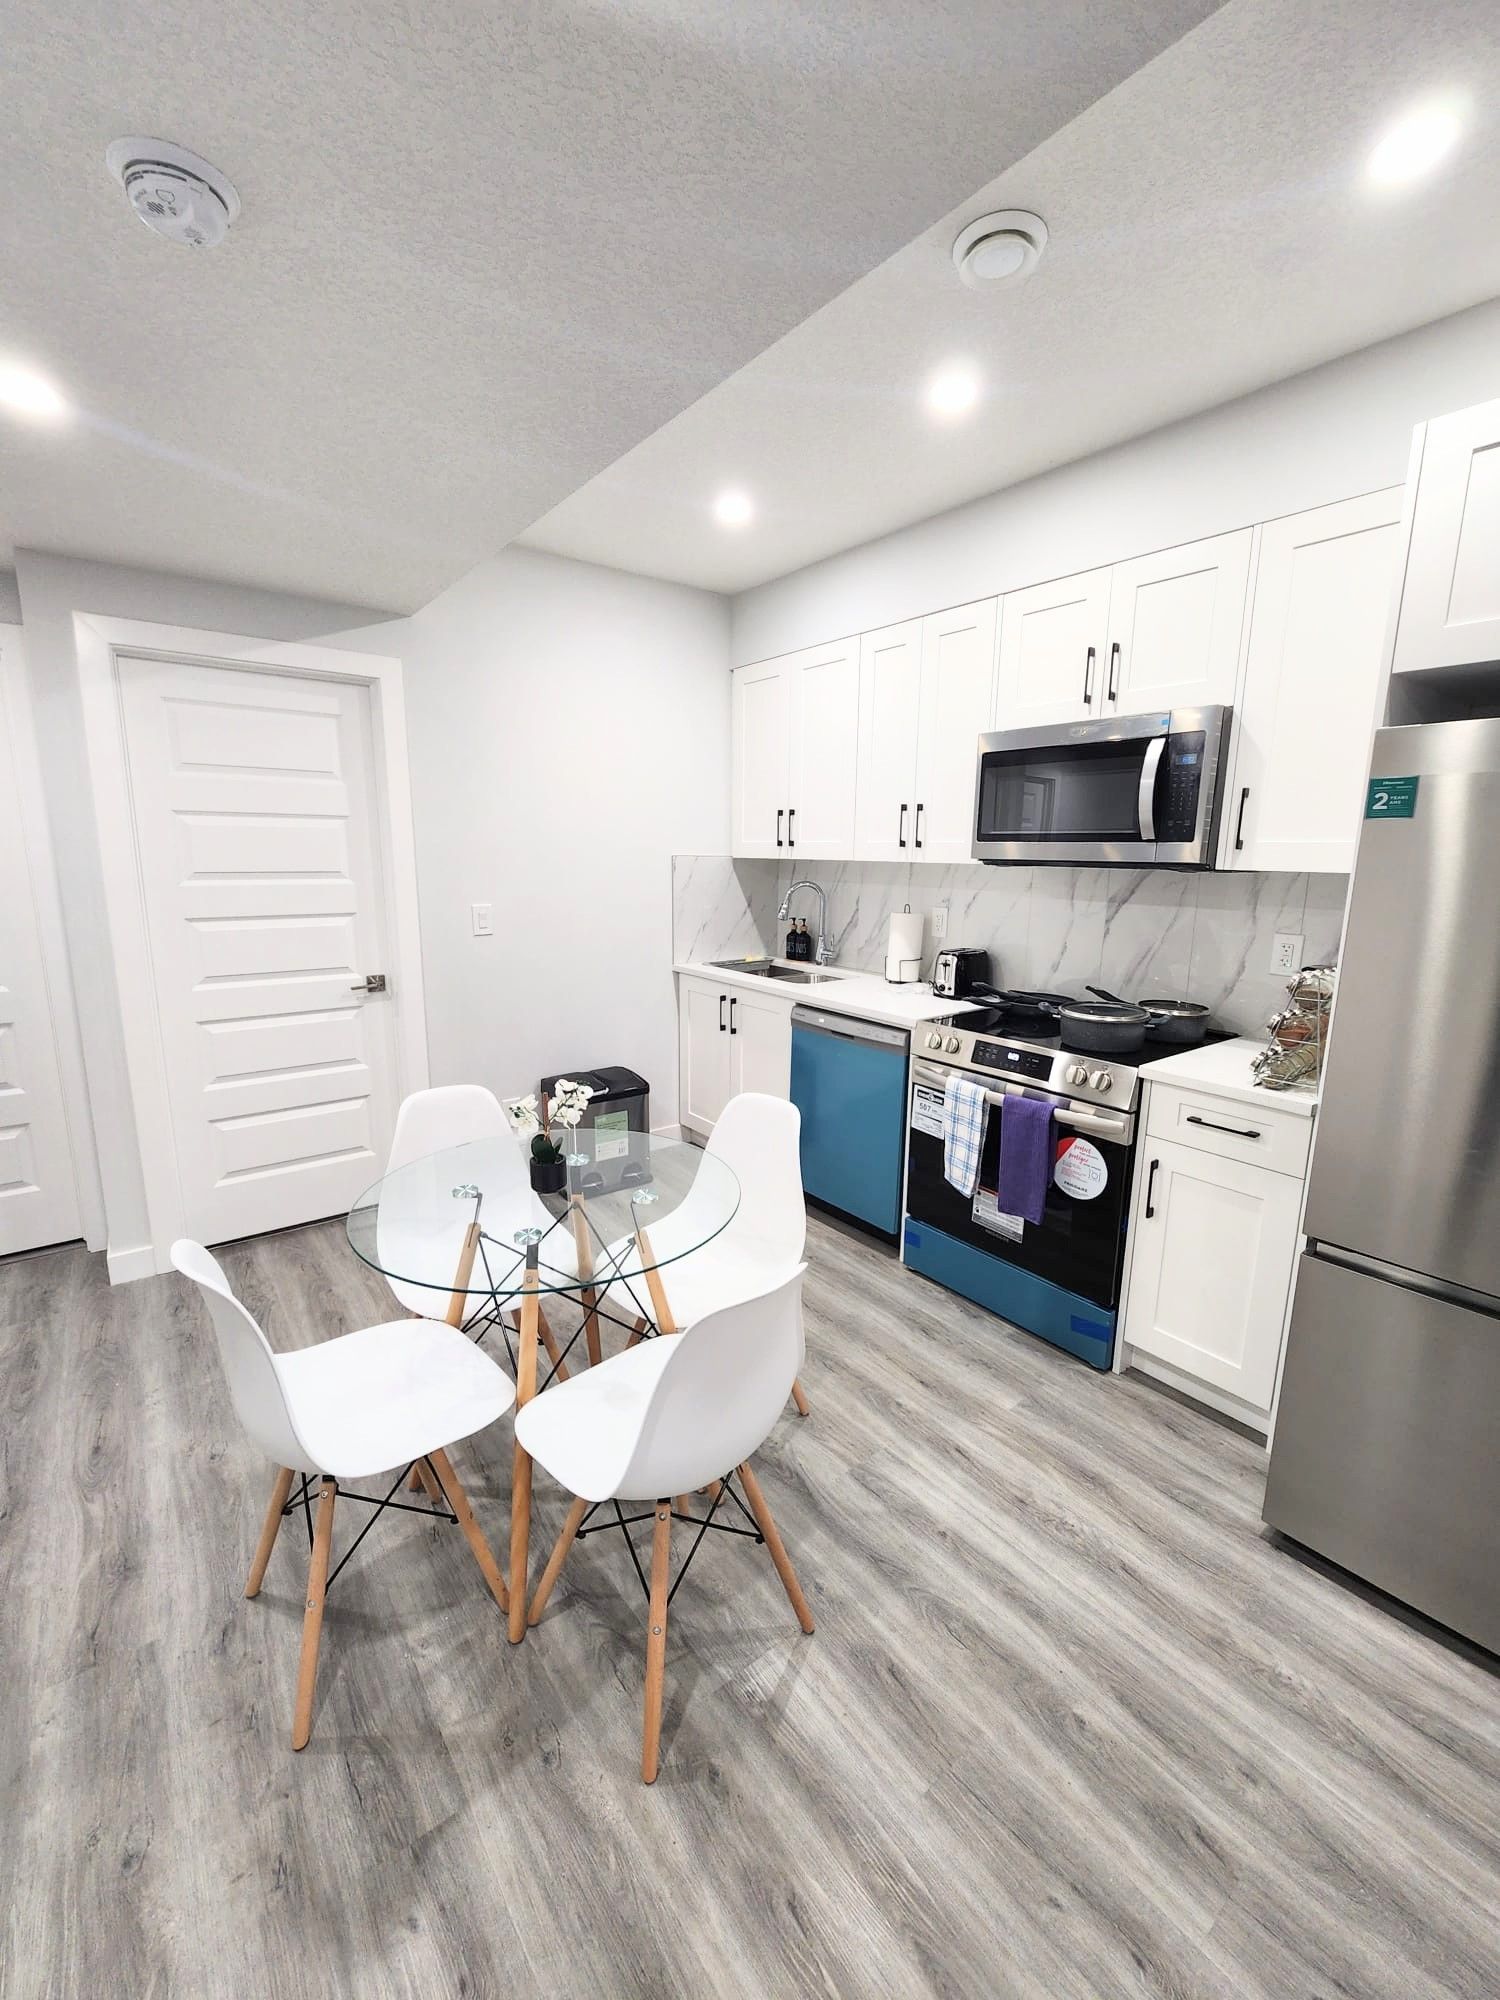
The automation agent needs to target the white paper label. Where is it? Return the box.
[1053,1136,1107,1200]
[912,1085,945,1140]
[972,1186,1024,1241]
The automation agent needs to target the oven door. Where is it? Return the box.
[971,707,1228,866]
[906,1064,1135,1310]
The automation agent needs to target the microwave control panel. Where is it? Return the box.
[1160,731,1207,842]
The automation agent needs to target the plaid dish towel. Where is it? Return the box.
[942,1073,989,1196]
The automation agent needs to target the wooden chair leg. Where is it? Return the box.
[413,1458,445,1506]
[246,1467,295,1598]
[528,1495,589,1625]
[736,1461,814,1635]
[790,1378,811,1418]
[292,1478,337,1750]
[426,1449,508,1612]
[536,1305,570,1383]
[642,1500,672,1785]
[625,1317,646,1350]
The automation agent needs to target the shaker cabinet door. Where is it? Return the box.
[1105,530,1251,714]
[730,660,791,858]
[729,989,793,1100]
[995,568,1111,728]
[914,598,998,863]
[1392,396,1500,675]
[853,620,923,860]
[787,637,859,859]
[678,980,735,1134]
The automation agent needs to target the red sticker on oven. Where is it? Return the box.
[1053,1136,1107,1200]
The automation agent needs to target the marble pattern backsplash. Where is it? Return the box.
[673,855,1348,1039]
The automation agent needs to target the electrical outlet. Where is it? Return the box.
[471,901,493,937]
[1270,931,1303,975]
[931,905,949,940]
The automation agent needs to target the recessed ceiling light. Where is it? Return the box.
[0,361,70,423]
[925,364,981,421]
[952,209,1048,289]
[713,488,754,529]
[1367,100,1463,187]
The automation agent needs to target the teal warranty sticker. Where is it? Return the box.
[1366,776,1419,819]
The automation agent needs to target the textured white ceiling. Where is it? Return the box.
[0,0,1216,612]
[524,0,1500,594]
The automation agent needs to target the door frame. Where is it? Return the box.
[74,613,429,1274]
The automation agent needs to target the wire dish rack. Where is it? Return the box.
[1252,966,1335,1092]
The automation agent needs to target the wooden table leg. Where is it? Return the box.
[508,1246,541,1643]
[633,1220,678,1335]
[410,1216,483,1492]
[570,1194,605,1367]
[535,1303,570,1383]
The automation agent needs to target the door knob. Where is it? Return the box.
[351,973,388,993]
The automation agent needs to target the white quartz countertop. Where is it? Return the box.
[674,959,982,1029]
[1139,1035,1319,1117]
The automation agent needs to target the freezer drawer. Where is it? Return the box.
[1264,1251,1500,1652]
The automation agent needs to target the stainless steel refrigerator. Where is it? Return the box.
[1264,717,1500,1653]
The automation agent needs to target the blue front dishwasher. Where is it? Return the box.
[790,1006,910,1237]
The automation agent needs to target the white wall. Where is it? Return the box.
[732,298,1500,662]
[0,570,21,623]
[394,545,730,1127]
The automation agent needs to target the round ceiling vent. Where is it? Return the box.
[106,138,240,248]
[951,209,1048,290]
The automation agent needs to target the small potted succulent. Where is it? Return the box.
[506,1077,594,1196]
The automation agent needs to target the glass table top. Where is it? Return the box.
[345,1128,739,1304]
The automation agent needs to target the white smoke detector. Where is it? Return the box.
[952,210,1048,289]
[106,138,240,248]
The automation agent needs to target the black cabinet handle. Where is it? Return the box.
[787,807,796,848]
[719,993,727,1033]
[776,808,784,849]
[1082,645,1095,707]
[729,996,738,1036]
[1144,1157,1160,1218]
[1234,785,1249,852]
[1107,641,1121,703]
[914,802,924,849]
[1186,1113,1262,1140]
[898,803,908,849]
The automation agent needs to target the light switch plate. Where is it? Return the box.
[1270,931,1303,974]
[471,901,493,937]
[931,905,949,940]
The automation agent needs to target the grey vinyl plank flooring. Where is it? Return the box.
[2,1212,1497,1999]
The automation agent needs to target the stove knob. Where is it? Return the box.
[926,1031,943,1050]
[944,1035,962,1054]
[1090,1069,1114,1093]
[1064,1062,1089,1086]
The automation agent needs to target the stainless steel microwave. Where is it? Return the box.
[971,706,1231,867]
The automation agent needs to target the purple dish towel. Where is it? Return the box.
[996,1094,1055,1226]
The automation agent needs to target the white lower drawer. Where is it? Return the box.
[1145,1081,1311,1178]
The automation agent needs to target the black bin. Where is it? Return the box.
[539,1066,650,1190]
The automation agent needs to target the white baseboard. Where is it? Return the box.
[106,1242,159,1285]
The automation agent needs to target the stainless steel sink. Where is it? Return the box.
[707,958,836,984]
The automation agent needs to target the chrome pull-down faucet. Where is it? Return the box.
[777,879,834,964]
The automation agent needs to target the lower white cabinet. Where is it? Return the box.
[677,975,791,1139]
[1121,1086,1308,1423]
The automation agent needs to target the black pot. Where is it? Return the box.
[1140,998,1210,1046]
[529,1153,568,1196]
[1058,998,1151,1054]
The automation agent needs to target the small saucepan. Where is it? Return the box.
[1089,986,1210,1048]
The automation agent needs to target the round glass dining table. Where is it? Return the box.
[345,1127,740,1640]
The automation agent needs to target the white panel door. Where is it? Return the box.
[1226,491,1403,873]
[787,637,858,859]
[118,658,398,1246]
[1106,530,1252,713]
[1392,396,1500,674]
[678,978,734,1134]
[1123,1137,1301,1411]
[729,988,792,1099]
[730,659,791,858]
[995,568,1111,727]
[853,620,922,860]
[914,598,998,863]
[0,634,81,1255]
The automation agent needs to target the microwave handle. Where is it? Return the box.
[1137,735,1166,842]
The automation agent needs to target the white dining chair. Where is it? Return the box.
[518,1266,815,1783]
[172,1239,515,1750]
[599,1093,811,1414]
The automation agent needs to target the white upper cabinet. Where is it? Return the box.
[913,599,998,863]
[786,637,859,858]
[1224,490,1403,874]
[853,620,923,859]
[1104,529,1252,714]
[731,639,858,860]
[730,656,791,857]
[995,566,1111,728]
[1392,397,1500,676]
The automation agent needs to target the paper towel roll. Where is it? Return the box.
[885,909,924,983]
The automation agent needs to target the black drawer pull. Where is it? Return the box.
[719,994,727,1033]
[914,802,924,848]
[898,803,908,849]
[1186,1113,1262,1140]
[1144,1157,1160,1218]
[729,996,737,1035]
[1082,644,1095,707]
[776,808,784,849]
[1107,640,1121,702]
[787,807,796,848]
[1234,786,1249,852]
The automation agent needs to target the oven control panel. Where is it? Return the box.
[972,1040,1053,1081]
